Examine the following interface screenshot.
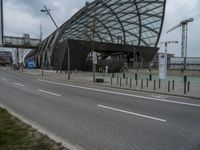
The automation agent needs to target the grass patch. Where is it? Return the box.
[0,108,67,150]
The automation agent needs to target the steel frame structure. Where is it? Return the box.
[38,0,166,67]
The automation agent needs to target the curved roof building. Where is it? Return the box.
[37,0,166,71]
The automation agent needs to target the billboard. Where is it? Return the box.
[0,0,3,46]
[159,53,167,80]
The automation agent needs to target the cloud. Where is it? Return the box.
[3,0,200,57]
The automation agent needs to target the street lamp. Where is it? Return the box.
[40,5,71,80]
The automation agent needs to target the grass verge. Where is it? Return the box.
[0,107,67,150]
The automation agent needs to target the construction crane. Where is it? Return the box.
[160,41,178,54]
[167,18,194,58]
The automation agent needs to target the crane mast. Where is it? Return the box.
[167,18,194,58]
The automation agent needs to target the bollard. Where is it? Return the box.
[184,81,187,94]
[146,78,149,88]
[123,73,126,79]
[172,80,175,90]
[154,80,156,91]
[111,77,113,86]
[149,74,152,81]
[135,73,138,80]
[184,75,187,83]
[187,81,190,92]
[141,79,143,89]
[168,81,170,93]
[159,79,161,89]
[117,77,119,85]
[120,78,122,86]
[126,77,128,85]
[130,78,132,88]
[136,78,138,86]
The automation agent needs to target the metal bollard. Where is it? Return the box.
[149,74,152,81]
[184,81,187,94]
[123,73,126,79]
[135,73,138,80]
[126,77,128,85]
[141,79,143,89]
[159,79,161,89]
[168,81,170,92]
[146,78,149,88]
[172,80,175,90]
[154,80,156,91]
[130,78,132,88]
[187,81,190,92]
[136,78,138,86]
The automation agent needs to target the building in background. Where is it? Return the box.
[0,50,12,66]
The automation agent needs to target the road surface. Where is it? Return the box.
[0,68,200,150]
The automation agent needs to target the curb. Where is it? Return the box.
[0,103,81,150]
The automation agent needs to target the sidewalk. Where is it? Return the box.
[20,69,200,99]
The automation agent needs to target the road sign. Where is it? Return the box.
[92,51,97,64]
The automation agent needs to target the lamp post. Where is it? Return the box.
[41,5,70,79]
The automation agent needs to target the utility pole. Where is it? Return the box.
[41,5,71,79]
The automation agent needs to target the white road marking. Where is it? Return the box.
[98,105,167,122]
[14,82,25,87]
[37,79,200,107]
[1,77,7,81]
[38,89,61,97]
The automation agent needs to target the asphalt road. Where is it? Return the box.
[0,67,200,150]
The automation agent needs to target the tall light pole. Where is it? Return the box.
[41,5,71,79]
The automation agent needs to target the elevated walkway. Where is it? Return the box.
[2,36,41,49]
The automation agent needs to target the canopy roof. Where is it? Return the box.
[59,0,166,47]
[38,0,167,62]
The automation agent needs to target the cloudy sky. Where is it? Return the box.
[3,0,200,57]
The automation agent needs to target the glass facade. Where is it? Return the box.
[60,0,166,47]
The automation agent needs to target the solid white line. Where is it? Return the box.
[38,89,61,97]
[98,105,167,122]
[37,79,200,107]
[14,82,25,87]
[1,77,7,81]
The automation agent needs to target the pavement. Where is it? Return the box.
[20,68,200,99]
[0,67,200,150]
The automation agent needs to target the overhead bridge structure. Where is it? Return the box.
[2,36,41,49]
[35,0,167,72]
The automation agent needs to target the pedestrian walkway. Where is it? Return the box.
[19,69,200,99]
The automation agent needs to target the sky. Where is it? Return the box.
[2,0,200,57]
